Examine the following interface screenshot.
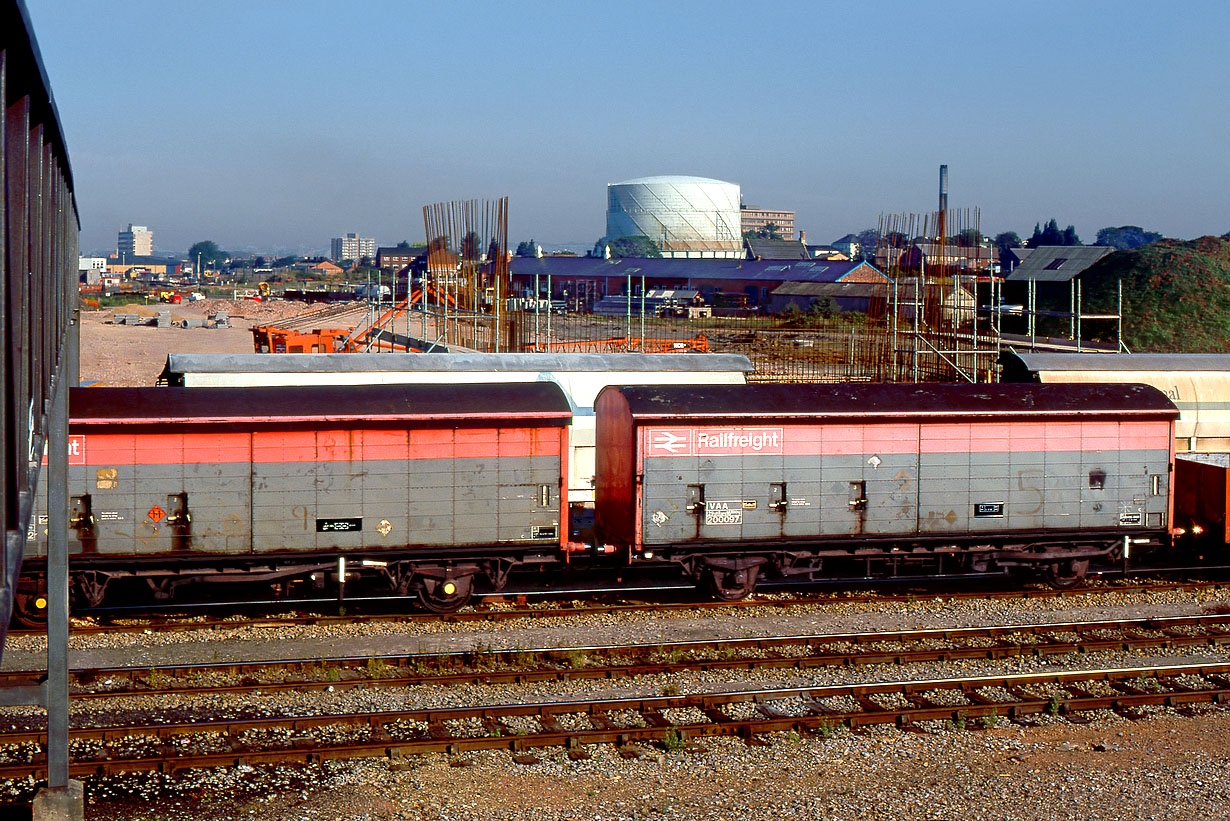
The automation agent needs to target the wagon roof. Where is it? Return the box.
[602,382,1179,420]
[70,382,572,425]
[1003,352,1230,374]
[161,352,754,381]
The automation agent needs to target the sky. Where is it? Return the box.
[25,0,1230,258]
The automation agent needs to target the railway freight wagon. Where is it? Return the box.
[1001,352,1230,453]
[22,382,572,620]
[157,352,754,505]
[594,382,1178,598]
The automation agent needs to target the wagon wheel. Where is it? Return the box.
[414,575,474,614]
[1044,559,1090,589]
[703,566,760,602]
[10,590,48,629]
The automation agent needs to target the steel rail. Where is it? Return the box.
[0,662,1228,778]
[5,613,1230,699]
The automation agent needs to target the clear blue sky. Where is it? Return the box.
[26,0,1230,257]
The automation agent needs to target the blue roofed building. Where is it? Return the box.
[508,256,887,312]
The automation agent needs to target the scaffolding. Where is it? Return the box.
[877,208,1002,382]
[1010,277,1128,353]
[421,197,513,352]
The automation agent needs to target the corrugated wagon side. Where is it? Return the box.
[595,382,1178,598]
[22,383,571,618]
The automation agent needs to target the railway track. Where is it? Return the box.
[13,577,1228,637]
[1,662,1228,778]
[5,613,1230,699]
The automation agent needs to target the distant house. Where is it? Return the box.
[999,245,1116,310]
[768,281,887,315]
[425,249,461,280]
[309,260,344,276]
[1002,246,1113,283]
[744,237,809,260]
[832,234,864,260]
[805,245,850,261]
[769,277,975,324]
[377,247,422,271]
[999,246,1035,273]
[878,242,995,274]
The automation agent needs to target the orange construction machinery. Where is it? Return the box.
[254,277,711,355]
[252,283,452,354]
[251,326,354,354]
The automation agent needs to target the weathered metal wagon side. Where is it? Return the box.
[24,382,572,616]
[594,382,1178,598]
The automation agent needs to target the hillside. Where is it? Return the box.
[1077,236,1230,352]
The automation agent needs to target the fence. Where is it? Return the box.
[396,284,1000,383]
[2,0,81,796]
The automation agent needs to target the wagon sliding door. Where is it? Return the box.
[819,423,919,537]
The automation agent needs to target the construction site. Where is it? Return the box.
[239,171,1123,384]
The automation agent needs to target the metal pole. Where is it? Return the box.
[1118,279,1124,352]
[1023,279,1033,349]
[891,277,898,381]
[1076,279,1082,352]
[988,275,998,379]
[494,275,501,354]
[626,272,631,352]
[640,274,645,352]
[45,329,72,788]
[993,275,1000,337]
[1069,279,1075,340]
[913,267,920,382]
[952,273,959,380]
[337,556,346,606]
[546,274,552,353]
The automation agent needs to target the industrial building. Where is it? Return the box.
[331,232,376,263]
[508,256,886,311]
[606,176,743,259]
[117,223,152,257]
[740,206,795,239]
[78,256,106,284]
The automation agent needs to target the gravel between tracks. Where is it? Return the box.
[2,585,1230,819]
